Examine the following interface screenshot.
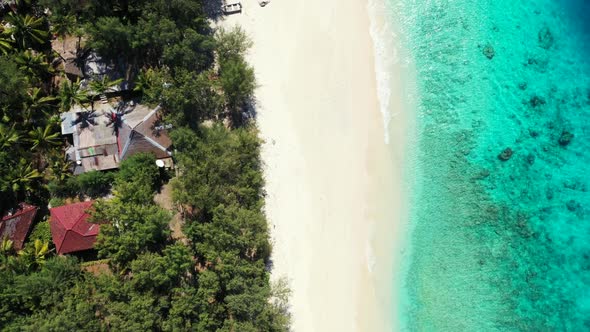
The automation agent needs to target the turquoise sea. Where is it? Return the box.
[385,0,590,330]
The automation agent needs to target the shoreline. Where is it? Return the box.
[219,1,409,330]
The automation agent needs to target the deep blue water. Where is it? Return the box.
[389,0,590,330]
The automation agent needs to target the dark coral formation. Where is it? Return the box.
[526,153,536,165]
[498,148,513,161]
[483,44,495,59]
[559,130,574,146]
[529,95,546,108]
[566,200,580,212]
[538,27,554,49]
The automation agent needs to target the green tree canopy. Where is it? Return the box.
[162,69,223,128]
[85,16,133,61]
[0,56,29,110]
[219,56,256,126]
[4,13,49,51]
[171,125,263,213]
[93,202,171,271]
[215,26,253,64]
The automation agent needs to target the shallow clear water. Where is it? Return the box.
[385,0,590,330]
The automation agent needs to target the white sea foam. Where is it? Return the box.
[367,0,398,144]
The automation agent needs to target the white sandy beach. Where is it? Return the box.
[220,1,408,330]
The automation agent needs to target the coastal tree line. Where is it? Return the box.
[0,0,288,330]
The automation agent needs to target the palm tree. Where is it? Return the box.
[0,31,14,55]
[133,69,154,94]
[133,68,170,102]
[50,14,75,42]
[4,13,49,50]
[58,78,88,112]
[10,159,41,195]
[14,50,53,80]
[0,124,21,150]
[89,75,124,96]
[105,103,132,135]
[22,87,57,123]
[48,155,74,183]
[18,239,51,269]
[0,238,14,255]
[27,124,60,152]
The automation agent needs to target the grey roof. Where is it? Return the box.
[61,102,171,173]
[60,112,77,135]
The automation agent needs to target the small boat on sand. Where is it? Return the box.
[222,2,242,14]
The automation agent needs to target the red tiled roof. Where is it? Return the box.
[1,203,38,250]
[49,201,100,254]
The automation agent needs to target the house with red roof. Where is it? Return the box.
[1,203,38,250]
[49,201,101,254]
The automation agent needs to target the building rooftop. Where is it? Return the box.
[61,102,172,173]
[1,203,38,250]
[49,201,100,254]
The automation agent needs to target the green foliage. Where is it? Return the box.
[0,238,14,255]
[22,88,58,124]
[215,26,253,64]
[48,13,77,38]
[0,124,21,150]
[85,16,133,61]
[11,256,81,311]
[3,13,49,51]
[129,244,192,292]
[48,197,65,208]
[93,202,170,270]
[88,75,124,95]
[0,56,29,110]
[132,14,178,65]
[47,176,78,198]
[0,34,14,56]
[188,204,271,262]
[3,158,42,200]
[103,293,161,331]
[0,1,289,330]
[17,282,101,332]
[115,153,160,203]
[27,124,60,152]
[0,257,99,330]
[172,124,289,330]
[162,69,223,127]
[49,171,113,199]
[18,239,51,271]
[58,78,88,112]
[76,170,114,198]
[14,51,53,83]
[163,27,215,71]
[172,125,264,212]
[133,67,170,103]
[219,56,256,123]
[28,220,52,244]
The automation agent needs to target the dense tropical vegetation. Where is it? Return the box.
[0,0,287,330]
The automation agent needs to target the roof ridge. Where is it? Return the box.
[2,205,37,221]
[55,229,70,253]
[71,201,95,234]
[72,207,90,235]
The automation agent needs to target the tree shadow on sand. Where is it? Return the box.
[202,0,225,21]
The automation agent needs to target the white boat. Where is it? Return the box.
[222,2,242,14]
